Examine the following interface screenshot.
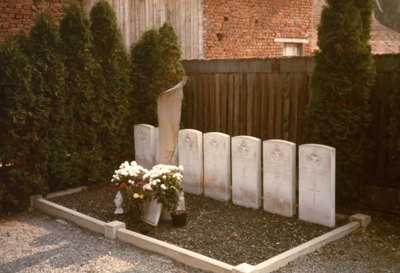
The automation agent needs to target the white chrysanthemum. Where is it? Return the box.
[161,184,167,190]
[143,184,152,191]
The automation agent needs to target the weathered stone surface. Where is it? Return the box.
[178,129,203,195]
[299,144,336,227]
[134,124,155,170]
[263,140,296,217]
[204,132,231,201]
[231,136,262,209]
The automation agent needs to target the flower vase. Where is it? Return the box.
[130,207,142,223]
[161,206,172,221]
[170,210,187,227]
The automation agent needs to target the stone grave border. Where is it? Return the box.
[30,187,371,273]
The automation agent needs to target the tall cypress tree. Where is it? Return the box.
[158,21,186,90]
[59,0,106,185]
[130,28,162,126]
[130,23,186,126]
[90,0,132,163]
[388,59,400,179]
[0,35,45,209]
[304,0,376,198]
[29,11,70,190]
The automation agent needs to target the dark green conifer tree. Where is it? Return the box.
[158,21,186,90]
[130,28,162,126]
[90,0,133,163]
[59,0,106,185]
[0,35,44,209]
[29,11,70,190]
[388,59,400,179]
[130,23,186,126]
[304,0,376,198]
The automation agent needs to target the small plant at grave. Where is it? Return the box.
[111,161,149,214]
[143,164,184,213]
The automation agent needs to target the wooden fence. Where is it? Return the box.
[83,0,203,59]
[181,55,400,187]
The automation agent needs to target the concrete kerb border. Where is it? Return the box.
[30,188,370,273]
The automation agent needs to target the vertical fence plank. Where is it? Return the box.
[275,73,283,139]
[282,73,291,141]
[226,73,234,135]
[246,73,255,136]
[260,73,269,140]
[191,74,199,130]
[239,74,248,135]
[267,73,276,139]
[220,74,228,134]
[233,74,241,136]
[253,73,262,139]
[209,73,216,132]
[203,74,210,132]
[289,73,300,143]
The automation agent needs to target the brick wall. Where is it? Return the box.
[0,0,66,42]
[203,0,314,58]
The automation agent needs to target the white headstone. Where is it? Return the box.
[263,140,296,217]
[299,144,336,227]
[231,136,262,209]
[203,132,231,201]
[134,124,155,170]
[178,129,203,194]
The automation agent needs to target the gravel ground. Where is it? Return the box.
[276,208,400,273]
[2,183,399,273]
[0,210,206,273]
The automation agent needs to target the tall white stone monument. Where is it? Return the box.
[263,139,296,217]
[178,129,203,194]
[134,124,155,170]
[154,127,160,164]
[203,132,231,201]
[299,144,336,227]
[231,136,262,209]
[157,79,186,165]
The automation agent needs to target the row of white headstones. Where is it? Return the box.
[134,124,336,227]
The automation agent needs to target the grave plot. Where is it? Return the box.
[50,184,335,266]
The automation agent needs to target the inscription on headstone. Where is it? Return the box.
[299,144,336,227]
[263,140,296,217]
[232,136,261,209]
[178,129,203,194]
[204,133,231,201]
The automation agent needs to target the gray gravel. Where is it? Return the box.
[276,211,400,273]
[0,210,206,273]
[1,207,399,273]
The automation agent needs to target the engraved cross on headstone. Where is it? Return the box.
[210,139,219,182]
[239,141,249,180]
[309,179,320,203]
[270,145,283,195]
